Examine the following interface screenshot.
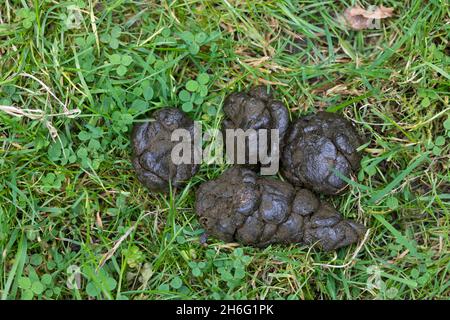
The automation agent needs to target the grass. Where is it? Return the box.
[0,0,449,300]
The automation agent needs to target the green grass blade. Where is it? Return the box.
[2,235,27,300]
[368,152,431,205]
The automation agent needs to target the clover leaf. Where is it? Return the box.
[109,54,133,76]
[101,26,122,49]
[17,8,35,29]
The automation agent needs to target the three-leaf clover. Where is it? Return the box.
[179,31,208,55]
[47,134,77,165]
[75,124,105,169]
[426,134,447,156]
[101,26,122,49]
[78,124,103,141]
[83,266,117,298]
[18,272,53,300]
[170,276,183,290]
[178,73,211,112]
[112,111,133,133]
[41,173,65,191]
[109,53,133,76]
[188,261,207,277]
[16,8,35,29]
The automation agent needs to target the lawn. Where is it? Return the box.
[0,0,449,300]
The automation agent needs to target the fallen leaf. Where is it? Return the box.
[343,5,394,30]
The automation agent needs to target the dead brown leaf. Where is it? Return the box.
[343,5,394,30]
